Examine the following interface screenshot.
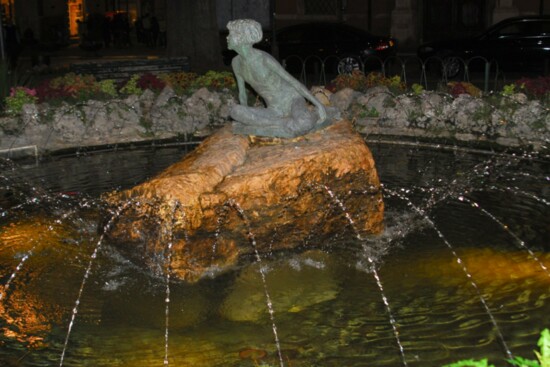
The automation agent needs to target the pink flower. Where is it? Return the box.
[25,87,37,96]
[9,86,37,97]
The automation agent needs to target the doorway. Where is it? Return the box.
[68,0,84,38]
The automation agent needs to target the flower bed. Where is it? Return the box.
[329,72,549,151]
[0,71,548,156]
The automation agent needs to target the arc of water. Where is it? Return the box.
[0,250,33,301]
[0,173,87,221]
[457,195,550,278]
[385,188,514,360]
[59,200,133,367]
[477,186,550,206]
[1,192,98,303]
[161,201,183,366]
[225,199,285,367]
[320,185,409,367]
[212,204,231,258]
[0,182,48,217]
[403,154,528,215]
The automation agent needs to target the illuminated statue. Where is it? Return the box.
[227,19,336,138]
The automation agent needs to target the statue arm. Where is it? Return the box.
[232,58,248,106]
[236,74,248,106]
[266,57,327,123]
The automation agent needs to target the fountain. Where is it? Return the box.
[1,18,549,367]
[102,19,382,283]
[0,136,549,366]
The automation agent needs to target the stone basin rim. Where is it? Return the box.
[3,132,548,162]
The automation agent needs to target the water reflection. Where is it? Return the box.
[0,142,548,366]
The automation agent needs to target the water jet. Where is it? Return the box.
[0,18,548,364]
[0,136,547,366]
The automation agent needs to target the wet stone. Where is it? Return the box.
[104,120,384,282]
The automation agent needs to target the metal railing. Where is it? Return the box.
[281,53,512,93]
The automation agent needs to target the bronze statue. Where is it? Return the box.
[227,19,336,138]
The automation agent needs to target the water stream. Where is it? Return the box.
[457,195,550,277]
[0,141,548,366]
[59,200,134,367]
[384,188,513,360]
[226,199,286,367]
[321,184,408,367]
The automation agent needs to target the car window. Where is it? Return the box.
[489,20,549,38]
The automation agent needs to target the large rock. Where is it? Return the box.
[105,120,384,282]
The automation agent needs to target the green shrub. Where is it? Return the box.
[328,71,406,93]
[4,86,38,115]
[444,328,550,367]
[98,79,119,98]
[119,75,144,96]
[190,70,236,91]
[159,71,199,94]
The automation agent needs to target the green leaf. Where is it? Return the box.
[537,328,550,367]
[508,355,541,367]
[442,358,495,367]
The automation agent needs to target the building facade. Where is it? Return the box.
[270,0,549,50]
[2,0,548,50]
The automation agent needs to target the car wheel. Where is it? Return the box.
[337,56,361,75]
[442,56,462,78]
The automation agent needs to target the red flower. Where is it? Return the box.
[137,73,166,92]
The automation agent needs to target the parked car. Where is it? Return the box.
[417,15,550,78]
[223,22,397,74]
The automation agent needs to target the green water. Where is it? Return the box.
[0,142,548,366]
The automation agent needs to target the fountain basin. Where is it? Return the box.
[1,135,548,366]
[105,120,384,282]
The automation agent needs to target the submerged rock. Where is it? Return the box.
[220,251,340,321]
[105,119,384,282]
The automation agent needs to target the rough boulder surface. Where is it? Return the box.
[105,120,384,282]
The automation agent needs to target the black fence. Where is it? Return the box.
[281,53,546,93]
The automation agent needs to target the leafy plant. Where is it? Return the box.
[411,83,425,95]
[0,62,34,105]
[328,71,406,93]
[98,79,119,98]
[537,329,550,367]
[191,70,236,91]
[35,73,101,103]
[471,103,493,124]
[358,106,379,118]
[367,72,405,93]
[514,76,550,100]
[444,328,549,367]
[160,71,199,94]
[4,86,38,115]
[328,70,370,92]
[508,328,550,367]
[447,81,482,98]
[119,74,144,96]
[136,72,166,92]
[501,83,516,97]
[444,358,495,367]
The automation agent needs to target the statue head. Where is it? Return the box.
[226,19,263,48]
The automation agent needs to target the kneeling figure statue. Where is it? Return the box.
[227,19,337,138]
